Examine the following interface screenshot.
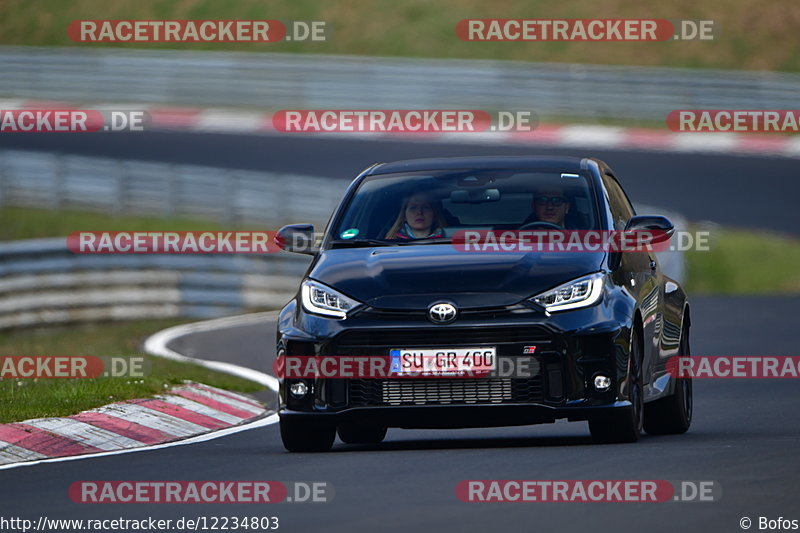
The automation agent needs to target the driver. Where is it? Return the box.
[522,186,570,228]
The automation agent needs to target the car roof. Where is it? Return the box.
[367,156,595,175]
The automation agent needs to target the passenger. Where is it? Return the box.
[385,192,447,239]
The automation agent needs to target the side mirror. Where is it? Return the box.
[275,224,318,255]
[624,215,674,244]
[609,215,674,270]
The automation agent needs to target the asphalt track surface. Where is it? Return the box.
[2,133,799,533]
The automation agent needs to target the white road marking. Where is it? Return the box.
[24,419,145,451]
[0,444,48,465]
[155,395,244,425]
[558,125,627,148]
[196,109,264,132]
[178,385,265,415]
[671,132,739,152]
[89,402,210,437]
[143,311,280,389]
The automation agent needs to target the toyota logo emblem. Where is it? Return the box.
[428,302,458,324]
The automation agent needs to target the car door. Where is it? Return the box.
[601,171,661,386]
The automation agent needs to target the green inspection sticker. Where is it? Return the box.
[340,228,359,239]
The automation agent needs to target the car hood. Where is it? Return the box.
[309,245,606,309]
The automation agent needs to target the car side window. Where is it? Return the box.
[602,173,634,230]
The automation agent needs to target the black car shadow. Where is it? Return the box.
[327,432,611,452]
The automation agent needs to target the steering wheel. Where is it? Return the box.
[518,221,563,230]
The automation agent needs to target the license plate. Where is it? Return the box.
[389,347,496,376]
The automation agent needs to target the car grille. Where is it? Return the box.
[359,304,530,320]
[333,326,552,353]
[348,377,544,407]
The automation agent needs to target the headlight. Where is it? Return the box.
[530,272,605,313]
[301,279,361,318]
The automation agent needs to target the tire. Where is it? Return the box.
[337,424,387,444]
[589,325,644,444]
[644,322,693,435]
[280,418,335,452]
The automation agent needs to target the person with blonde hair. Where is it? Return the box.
[385,192,447,239]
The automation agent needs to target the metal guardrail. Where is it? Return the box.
[1,46,799,121]
[0,149,346,227]
[0,237,310,329]
[0,149,331,330]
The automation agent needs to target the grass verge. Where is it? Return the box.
[1,0,798,72]
[685,227,800,295]
[0,319,264,424]
[0,206,237,241]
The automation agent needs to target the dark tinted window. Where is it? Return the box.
[601,173,635,230]
[333,169,599,241]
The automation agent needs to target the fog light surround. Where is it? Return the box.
[593,374,612,392]
[289,381,309,398]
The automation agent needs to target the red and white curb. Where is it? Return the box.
[0,383,266,467]
[0,312,280,470]
[2,99,798,158]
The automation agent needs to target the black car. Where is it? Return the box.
[275,156,692,452]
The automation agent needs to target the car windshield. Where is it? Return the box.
[331,169,599,244]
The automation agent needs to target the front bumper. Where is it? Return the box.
[279,401,635,429]
[277,292,637,428]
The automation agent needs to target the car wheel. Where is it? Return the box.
[337,424,387,444]
[280,418,336,452]
[589,325,644,443]
[644,322,693,435]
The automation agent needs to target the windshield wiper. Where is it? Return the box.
[329,237,453,248]
[395,237,453,245]
[329,238,395,248]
